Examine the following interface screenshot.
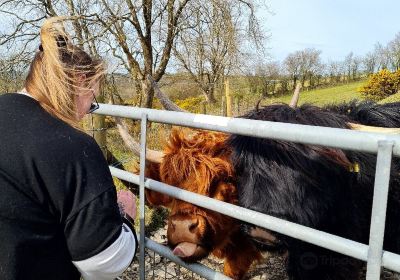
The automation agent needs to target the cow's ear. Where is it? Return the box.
[145,162,162,181]
[211,181,238,205]
[165,128,186,153]
[144,161,173,208]
[312,147,352,169]
[145,189,173,208]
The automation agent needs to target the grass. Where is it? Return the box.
[262,80,366,107]
[195,80,367,117]
[379,91,400,104]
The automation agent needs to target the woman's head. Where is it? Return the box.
[25,17,105,129]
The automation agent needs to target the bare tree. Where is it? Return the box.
[173,0,264,103]
[0,51,30,93]
[300,48,322,89]
[374,42,391,70]
[327,60,346,83]
[351,55,362,80]
[0,0,192,108]
[312,62,326,88]
[248,61,281,97]
[363,51,377,75]
[388,32,400,71]
[343,52,362,81]
[284,52,301,90]
[344,52,353,82]
[284,48,321,90]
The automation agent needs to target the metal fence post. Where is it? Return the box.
[139,113,148,280]
[366,140,394,280]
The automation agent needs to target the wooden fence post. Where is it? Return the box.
[235,97,240,115]
[201,101,207,114]
[224,78,233,117]
[221,96,227,116]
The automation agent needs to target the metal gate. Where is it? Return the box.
[95,103,400,280]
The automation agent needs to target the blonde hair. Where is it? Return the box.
[25,17,105,130]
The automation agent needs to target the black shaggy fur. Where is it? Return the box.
[228,102,400,280]
[325,100,400,127]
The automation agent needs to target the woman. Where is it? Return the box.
[0,17,137,280]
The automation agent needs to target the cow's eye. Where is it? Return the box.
[208,179,219,195]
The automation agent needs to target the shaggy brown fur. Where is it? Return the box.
[145,129,261,280]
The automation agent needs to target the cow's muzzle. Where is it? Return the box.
[167,215,211,261]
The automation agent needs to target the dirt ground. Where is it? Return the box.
[119,226,399,280]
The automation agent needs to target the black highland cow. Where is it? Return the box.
[228,101,400,280]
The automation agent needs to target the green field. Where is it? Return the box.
[379,91,400,103]
[196,80,368,117]
[262,80,365,107]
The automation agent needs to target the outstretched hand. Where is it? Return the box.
[117,190,137,221]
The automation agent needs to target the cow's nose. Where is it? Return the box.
[170,218,199,233]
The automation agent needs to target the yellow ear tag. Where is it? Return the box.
[349,162,360,173]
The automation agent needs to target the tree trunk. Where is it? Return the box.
[301,76,306,88]
[225,78,232,117]
[143,77,155,108]
[130,71,143,107]
[145,86,155,108]
[202,88,217,103]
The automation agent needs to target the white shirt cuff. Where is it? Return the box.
[72,224,136,280]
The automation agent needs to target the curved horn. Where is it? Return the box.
[289,83,302,108]
[108,93,164,163]
[147,75,188,112]
[115,116,165,164]
[348,122,400,134]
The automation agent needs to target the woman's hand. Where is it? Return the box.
[117,190,137,221]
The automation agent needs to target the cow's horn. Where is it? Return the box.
[289,83,302,108]
[147,75,188,112]
[348,122,400,134]
[116,118,164,164]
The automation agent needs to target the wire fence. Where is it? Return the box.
[94,103,400,280]
[118,238,288,280]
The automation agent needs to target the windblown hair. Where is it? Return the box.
[25,17,105,130]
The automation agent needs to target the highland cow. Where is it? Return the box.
[144,130,261,280]
[118,99,400,280]
[228,101,400,280]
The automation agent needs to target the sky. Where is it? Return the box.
[1,1,399,67]
[259,0,400,62]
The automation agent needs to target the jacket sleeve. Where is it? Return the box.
[72,223,137,280]
[65,189,137,279]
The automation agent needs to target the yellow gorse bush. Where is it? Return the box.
[175,96,205,113]
[358,69,400,101]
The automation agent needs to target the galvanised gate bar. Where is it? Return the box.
[95,103,400,280]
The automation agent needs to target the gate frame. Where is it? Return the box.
[95,104,400,280]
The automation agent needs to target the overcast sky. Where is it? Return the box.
[259,0,400,62]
